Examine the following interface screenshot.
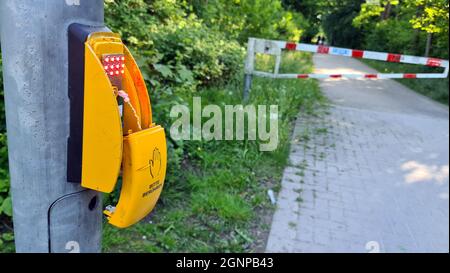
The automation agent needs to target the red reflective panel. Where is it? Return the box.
[285,43,297,51]
[352,50,364,58]
[427,58,442,67]
[318,46,330,54]
[403,74,417,79]
[387,54,401,63]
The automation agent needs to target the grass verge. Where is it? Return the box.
[362,59,449,105]
[102,52,325,253]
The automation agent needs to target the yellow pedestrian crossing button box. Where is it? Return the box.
[67,23,167,228]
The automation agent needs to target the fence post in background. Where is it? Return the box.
[0,0,104,253]
[274,54,282,76]
[243,38,256,102]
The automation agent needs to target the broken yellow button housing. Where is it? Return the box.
[105,126,167,228]
[67,23,167,228]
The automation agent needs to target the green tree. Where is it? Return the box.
[353,0,448,58]
[407,0,449,56]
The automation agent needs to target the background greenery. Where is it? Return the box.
[0,0,448,252]
[284,0,449,104]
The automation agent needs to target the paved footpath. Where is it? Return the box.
[266,54,449,253]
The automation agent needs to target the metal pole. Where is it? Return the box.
[243,38,255,102]
[243,74,253,102]
[0,0,104,253]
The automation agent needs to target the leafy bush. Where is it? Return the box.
[105,0,245,130]
[106,0,244,87]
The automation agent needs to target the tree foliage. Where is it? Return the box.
[188,0,309,43]
[283,0,366,47]
[321,0,366,48]
[282,0,326,42]
[353,0,448,58]
[408,0,449,34]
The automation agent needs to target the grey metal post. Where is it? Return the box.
[243,38,256,102]
[243,74,253,102]
[0,0,104,253]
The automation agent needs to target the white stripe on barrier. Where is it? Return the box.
[297,43,318,53]
[362,51,389,62]
[401,55,425,66]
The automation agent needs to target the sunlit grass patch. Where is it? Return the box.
[362,59,449,105]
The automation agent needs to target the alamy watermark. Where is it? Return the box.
[170,97,279,152]
[65,241,80,253]
[365,241,381,253]
[65,0,80,6]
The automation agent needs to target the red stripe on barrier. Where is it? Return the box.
[403,74,417,79]
[318,46,330,54]
[426,58,442,67]
[297,74,309,79]
[286,43,297,51]
[365,74,378,79]
[387,54,402,63]
[352,50,364,58]
[330,75,342,78]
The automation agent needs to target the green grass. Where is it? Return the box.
[102,52,325,253]
[362,59,449,105]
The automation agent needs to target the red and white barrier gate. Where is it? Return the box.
[244,38,449,81]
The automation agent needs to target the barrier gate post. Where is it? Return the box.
[243,38,256,102]
[0,0,104,253]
